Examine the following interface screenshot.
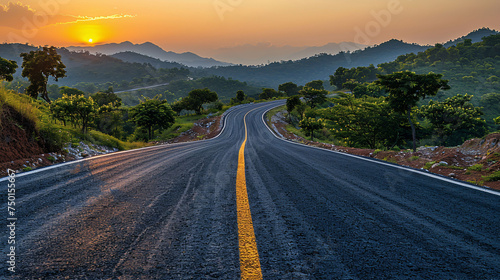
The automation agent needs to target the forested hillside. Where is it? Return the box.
[197,39,429,87]
[330,34,500,129]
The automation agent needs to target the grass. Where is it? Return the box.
[467,180,485,186]
[1,87,147,152]
[424,161,436,170]
[468,164,484,172]
[444,165,464,170]
[266,105,286,123]
[409,155,420,161]
[0,87,41,128]
[483,170,500,182]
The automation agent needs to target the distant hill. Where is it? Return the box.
[67,41,232,68]
[443,28,499,48]
[111,51,185,69]
[0,43,189,87]
[198,39,429,86]
[205,41,366,65]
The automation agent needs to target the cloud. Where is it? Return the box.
[54,14,136,25]
[0,2,135,29]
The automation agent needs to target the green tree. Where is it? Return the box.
[286,95,301,122]
[319,93,407,149]
[130,95,175,140]
[420,94,488,146]
[495,116,500,125]
[278,82,300,96]
[72,95,97,134]
[305,80,324,90]
[300,87,328,108]
[375,71,450,152]
[95,105,124,138]
[0,57,17,82]
[50,94,97,133]
[342,79,360,91]
[330,67,349,89]
[295,102,307,120]
[49,95,73,126]
[20,46,66,103]
[259,88,281,100]
[236,90,246,102]
[299,117,325,141]
[59,86,86,97]
[91,91,122,107]
[182,88,218,114]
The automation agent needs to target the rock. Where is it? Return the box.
[439,161,448,166]
[449,173,456,178]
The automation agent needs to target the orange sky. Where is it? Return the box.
[0,0,499,54]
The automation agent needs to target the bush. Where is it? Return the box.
[483,170,500,182]
[468,164,484,171]
[424,161,436,170]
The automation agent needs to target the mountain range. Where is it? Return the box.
[0,28,497,88]
[200,41,367,65]
[66,41,232,68]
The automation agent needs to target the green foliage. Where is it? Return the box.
[278,82,300,96]
[495,116,500,125]
[130,95,175,140]
[20,46,66,103]
[50,94,97,133]
[259,88,282,100]
[286,95,301,118]
[304,80,324,90]
[300,87,327,108]
[0,57,18,82]
[236,90,246,102]
[59,86,85,97]
[329,65,377,89]
[91,91,122,107]
[299,117,325,141]
[318,93,408,149]
[230,90,247,105]
[420,94,488,146]
[468,164,484,171]
[352,82,385,98]
[424,161,436,170]
[181,88,219,114]
[483,170,500,182]
[376,71,450,151]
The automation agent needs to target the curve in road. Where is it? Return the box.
[1,101,499,279]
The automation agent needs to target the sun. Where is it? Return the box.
[88,38,93,43]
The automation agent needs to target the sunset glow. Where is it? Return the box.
[0,0,498,53]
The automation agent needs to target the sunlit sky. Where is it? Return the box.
[0,0,499,56]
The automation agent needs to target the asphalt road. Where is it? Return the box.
[2,101,500,279]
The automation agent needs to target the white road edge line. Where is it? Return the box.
[261,104,500,197]
[0,106,236,182]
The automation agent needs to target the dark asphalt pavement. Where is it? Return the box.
[1,101,499,279]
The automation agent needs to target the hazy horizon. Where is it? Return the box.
[1,0,499,55]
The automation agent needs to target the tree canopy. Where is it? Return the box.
[300,87,328,108]
[375,71,450,151]
[20,46,66,103]
[181,88,219,114]
[130,95,175,140]
[278,82,300,96]
[420,94,488,146]
[0,57,17,82]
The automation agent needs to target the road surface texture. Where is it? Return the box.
[1,101,500,279]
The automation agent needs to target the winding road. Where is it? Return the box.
[2,101,500,279]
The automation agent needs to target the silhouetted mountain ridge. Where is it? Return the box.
[67,41,232,68]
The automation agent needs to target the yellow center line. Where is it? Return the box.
[236,110,263,280]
